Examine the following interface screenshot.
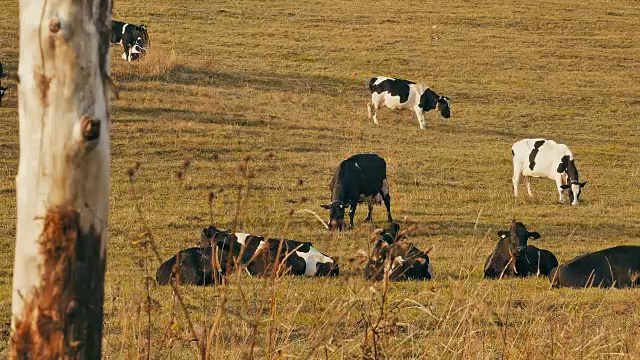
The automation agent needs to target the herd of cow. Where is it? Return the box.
[157,151,639,289]
[103,20,639,290]
[1,20,637,289]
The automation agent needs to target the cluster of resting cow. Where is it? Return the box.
[157,148,640,289]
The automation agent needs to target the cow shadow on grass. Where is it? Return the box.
[118,64,363,96]
[113,105,267,127]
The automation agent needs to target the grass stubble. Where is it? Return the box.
[0,0,640,358]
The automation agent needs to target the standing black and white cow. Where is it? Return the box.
[550,246,640,288]
[0,58,6,106]
[483,220,558,279]
[201,226,339,277]
[365,223,433,281]
[321,153,393,231]
[111,20,149,62]
[367,76,451,130]
[512,138,587,206]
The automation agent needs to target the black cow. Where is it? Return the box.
[367,76,451,130]
[156,246,225,286]
[365,223,433,281]
[111,20,148,62]
[321,153,393,231]
[550,246,640,288]
[0,58,6,106]
[201,225,339,277]
[484,220,558,279]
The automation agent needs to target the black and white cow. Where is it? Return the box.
[483,220,558,279]
[550,246,640,288]
[367,76,451,130]
[512,138,587,206]
[0,58,6,106]
[365,223,433,281]
[111,20,148,62]
[201,226,339,277]
[321,153,393,231]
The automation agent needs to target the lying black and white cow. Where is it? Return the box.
[111,20,148,62]
[484,220,558,279]
[550,246,640,288]
[365,223,433,281]
[321,153,393,231]
[0,58,6,106]
[201,226,339,277]
[367,76,451,130]
[512,138,587,206]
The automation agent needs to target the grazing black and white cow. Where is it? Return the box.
[367,76,451,130]
[550,246,640,288]
[321,153,393,231]
[512,139,588,206]
[0,58,6,106]
[111,20,148,62]
[365,223,433,281]
[201,226,339,277]
[484,220,558,279]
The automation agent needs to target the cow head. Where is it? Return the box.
[320,201,350,231]
[0,86,6,106]
[365,223,432,281]
[130,37,146,60]
[365,223,401,280]
[499,220,541,256]
[560,181,587,206]
[436,96,450,119]
[316,261,340,277]
[200,225,232,247]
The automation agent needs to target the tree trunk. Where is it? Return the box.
[11,0,112,358]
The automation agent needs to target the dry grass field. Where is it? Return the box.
[1,0,640,358]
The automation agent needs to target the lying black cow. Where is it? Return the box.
[0,58,6,106]
[201,225,339,277]
[550,246,640,288]
[111,20,149,62]
[321,153,393,231]
[365,223,432,281]
[156,246,224,286]
[484,220,558,279]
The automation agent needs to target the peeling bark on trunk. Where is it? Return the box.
[11,0,112,358]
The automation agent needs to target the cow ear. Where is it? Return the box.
[320,204,332,209]
[528,232,541,240]
[580,181,588,188]
[559,184,570,190]
[497,230,509,239]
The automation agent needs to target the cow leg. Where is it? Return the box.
[512,165,522,198]
[383,194,393,223]
[364,203,373,222]
[367,101,374,121]
[555,175,567,203]
[348,203,357,229]
[370,94,383,124]
[524,176,533,197]
[414,107,426,130]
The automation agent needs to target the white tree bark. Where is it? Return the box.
[11,0,112,358]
